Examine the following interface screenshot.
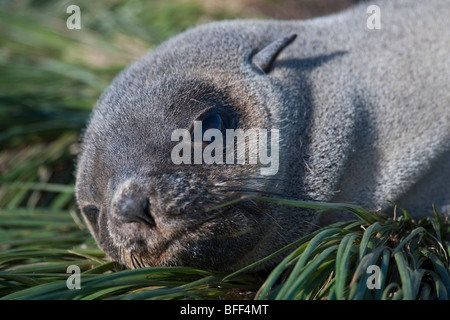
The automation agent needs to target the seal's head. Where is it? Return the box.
[76,22,313,271]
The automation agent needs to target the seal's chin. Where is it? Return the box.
[102,208,268,271]
[118,232,261,271]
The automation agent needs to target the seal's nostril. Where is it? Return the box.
[141,198,156,227]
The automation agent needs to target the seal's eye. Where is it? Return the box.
[202,113,224,134]
[194,113,227,145]
[82,205,100,233]
[190,108,235,147]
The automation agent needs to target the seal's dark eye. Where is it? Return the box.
[190,109,234,147]
[82,205,100,233]
[202,113,224,134]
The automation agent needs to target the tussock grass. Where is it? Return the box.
[249,199,449,300]
[0,0,448,300]
[0,189,448,300]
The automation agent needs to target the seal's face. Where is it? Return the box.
[75,29,307,271]
[76,74,278,271]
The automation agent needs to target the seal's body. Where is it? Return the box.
[76,0,450,271]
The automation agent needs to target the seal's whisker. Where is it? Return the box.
[207,187,286,198]
[228,203,291,243]
[217,177,283,182]
[129,251,136,269]
[130,250,144,269]
[198,182,279,193]
[139,252,146,268]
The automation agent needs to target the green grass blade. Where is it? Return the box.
[277,245,339,300]
[334,233,358,299]
[359,222,382,260]
[428,253,450,293]
[394,251,415,300]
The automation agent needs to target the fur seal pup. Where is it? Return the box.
[76,0,450,271]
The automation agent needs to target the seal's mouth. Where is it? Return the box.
[115,217,219,269]
[100,203,268,271]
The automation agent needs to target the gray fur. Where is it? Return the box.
[76,0,450,271]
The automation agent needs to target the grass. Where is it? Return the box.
[1,193,449,300]
[0,0,449,300]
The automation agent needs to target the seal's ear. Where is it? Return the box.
[251,33,297,73]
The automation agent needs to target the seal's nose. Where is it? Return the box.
[117,197,156,227]
[112,182,156,227]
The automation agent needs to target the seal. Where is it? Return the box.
[75,0,450,271]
